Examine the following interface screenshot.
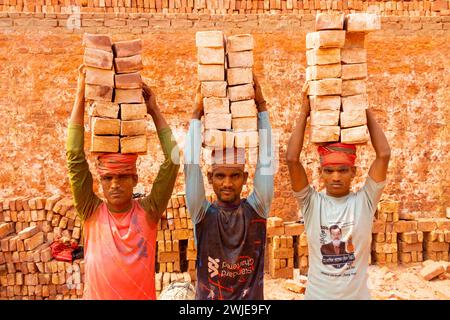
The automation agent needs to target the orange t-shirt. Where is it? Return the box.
[82,200,157,300]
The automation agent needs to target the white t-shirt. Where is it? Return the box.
[294,176,386,300]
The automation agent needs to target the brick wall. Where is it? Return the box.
[0,12,448,221]
[0,0,449,16]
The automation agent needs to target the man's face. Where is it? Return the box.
[320,165,356,197]
[207,167,248,204]
[330,228,342,241]
[100,174,138,210]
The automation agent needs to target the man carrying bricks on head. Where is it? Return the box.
[286,83,391,299]
[184,76,274,300]
[66,65,180,300]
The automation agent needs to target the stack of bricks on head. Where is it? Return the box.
[196,31,259,151]
[83,33,147,154]
[307,13,381,144]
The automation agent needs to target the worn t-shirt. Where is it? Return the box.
[294,177,386,300]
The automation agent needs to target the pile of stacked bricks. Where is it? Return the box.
[196,31,258,150]
[0,196,84,299]
[1,194,449,299]
[1,0,448,15]
[84,33,147,154]
[266,217,307,278]
[307,12,380,144]
[154,193,204,298]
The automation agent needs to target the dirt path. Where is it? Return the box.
[264,264,450,300]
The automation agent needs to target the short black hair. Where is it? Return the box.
[329,225,341,233]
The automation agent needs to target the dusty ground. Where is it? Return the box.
[264,264,450,300]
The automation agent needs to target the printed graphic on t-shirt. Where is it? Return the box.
[320,223,355,270]
[202,255,256,299]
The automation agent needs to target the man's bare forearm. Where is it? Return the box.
[287,112,308,162]
[367,110,391,159]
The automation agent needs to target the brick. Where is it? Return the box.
[232,117,258,132]
[341,125,369,144]
[227,67,253,86]
[341,48,367,64]
[315,13,345,30]
[306,64,341,81]
[272,247,294,259]
[234,131,259,148]
[226,34,254,52]
[372,220,385,233]
[435,218,450,231]
[341,94,368,112]
[267,226,285,237]
[204,113,232,130]
[417,219,437,232]
[0,223,14,239]
[399,231,418,244]
[393,221,418,233]
[426,242,449,252]
[306,30,346,49]
[230,100,257,118]
[203,97,230,114]
[85,67,115,87]
[121,120,147,136]
[85,84,113,102]
[340,108,367,128]
[201,81,227,97]
[88,101,120,121]
[120,103,147,120]
[114,72,142,89]
[114,55,143,74]
[420,262,445,281]
[17,226,39,240]
[114,89,144,104]
[91,135,120,153]
[84,47,114,70]
[399,240,423,253]
[204,130,234,149]
[227,51,254,68]
[195,31,224,47]
[341,79,366,96]
[308,78,342,96]
[374,242,398,254]
[284,223,304,236]
[198,64,225,81]
[24,232,44,251]
[45,195,63,211]
[343,32,365,49]
[171,229,191,240]
[341,63,368,80]
[310,125,340,143]
[309,95,341,111]
[112,39,142,58]
[345,13,381,32]
[197,47,224,65]
[267,217,284,227]
[310,110,340,126]
[306,48,340,66]
[120,136,147,154]
[92,117,121,135]
[228,84,255,102]
[82,33,112,52]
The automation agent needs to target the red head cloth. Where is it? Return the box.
[96,153,138,177]
[317,143,357,167]
[211,148,246,172]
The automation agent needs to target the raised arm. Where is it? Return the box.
[247,74,274,218]
[139,83,180,223]
[366,109,391,182]
[66,65,101,221]
[286,82,310,192]
[184,85,209,224]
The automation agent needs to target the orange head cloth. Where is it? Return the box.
[96,153,138,177]
[211,148,246,172]
[317,143,356,167]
